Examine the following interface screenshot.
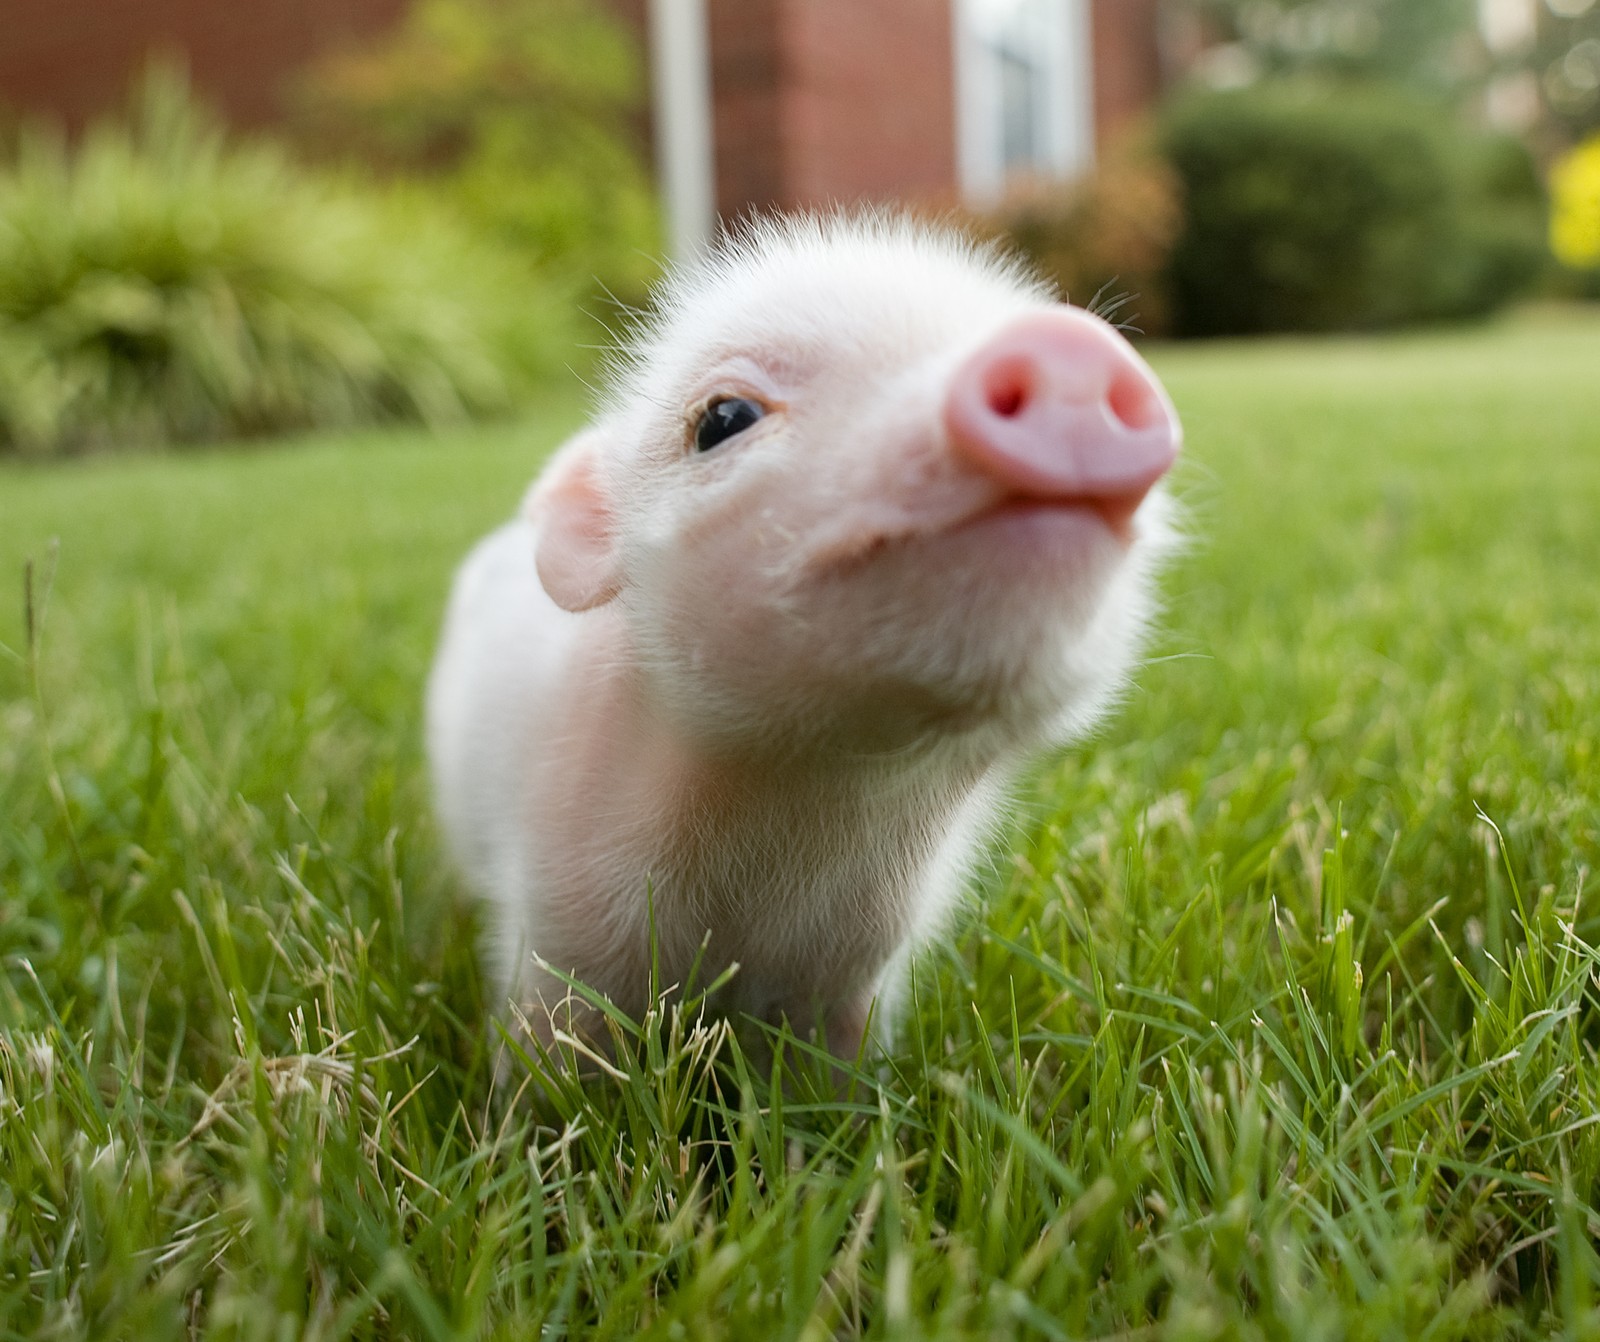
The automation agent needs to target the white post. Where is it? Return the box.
[648,0,717,261]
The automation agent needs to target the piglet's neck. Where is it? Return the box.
[550,613,1000,894]
[530,613,1012,1033]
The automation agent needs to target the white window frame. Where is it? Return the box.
[954,0,1095,207]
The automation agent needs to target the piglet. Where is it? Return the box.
[426,214,1181,1059]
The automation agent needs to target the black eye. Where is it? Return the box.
[694,397,766,452]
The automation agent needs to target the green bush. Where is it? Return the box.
[0,69,572,456]
[1160,84,1547,337]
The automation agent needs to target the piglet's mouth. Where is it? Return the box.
[958,493,1143,543]
[806,491,1141,578]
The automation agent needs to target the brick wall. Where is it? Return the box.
[699,0,1164,220]
[704,0,955,218]
[1090,0,1166,149]
[0,0,407,130]
[780,0,956,209]
[706,0,789,216]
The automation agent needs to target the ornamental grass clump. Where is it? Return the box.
[0,69,571,456]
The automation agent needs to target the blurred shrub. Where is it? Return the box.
[0,69,571,456]
[1550,134,1600,297]
[973,149,1183,336]
[297,0,661,309]
[1160,84,1547,336]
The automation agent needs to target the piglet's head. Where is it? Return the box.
[529,215,1181,756]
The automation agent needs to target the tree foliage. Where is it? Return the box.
[1181,0,1600,149]
[1526,5,1600,143]
[1183,0,1482,97]
[298,0,661,305]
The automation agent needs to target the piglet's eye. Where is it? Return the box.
[694,397,766,453]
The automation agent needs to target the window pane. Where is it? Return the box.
[999,48,1043,173]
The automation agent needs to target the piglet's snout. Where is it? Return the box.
[943,307,1181,515]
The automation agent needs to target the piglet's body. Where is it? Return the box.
[426,215,1181,1057]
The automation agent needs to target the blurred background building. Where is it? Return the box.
[0,0,410,130]
[0,0,1595,456]
[4,1,1597,242]
[0,0,1174,252]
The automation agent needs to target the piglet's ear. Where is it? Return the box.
[528,436,622,613]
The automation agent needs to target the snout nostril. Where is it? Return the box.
[1106,372,1160,432]
[983,361,1032,419]
[991,384,1024,417]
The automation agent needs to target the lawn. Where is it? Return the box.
[2,308,1599,1339]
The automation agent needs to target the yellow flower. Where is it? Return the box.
[1551,135,1600,269]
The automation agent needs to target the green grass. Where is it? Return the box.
[3,308,1599,1339]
